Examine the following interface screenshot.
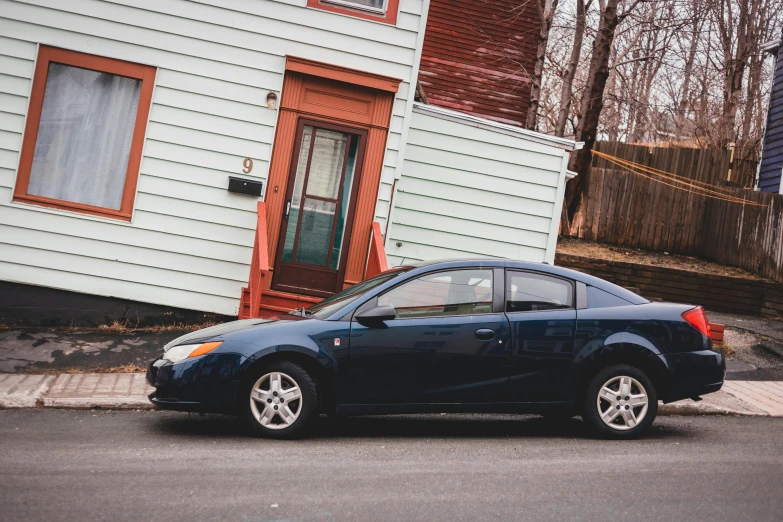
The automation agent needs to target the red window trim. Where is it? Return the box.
[13,45,156,221]
[307,0,400,25]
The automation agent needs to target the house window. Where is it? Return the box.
[14,46,156,221]
[307,0,399,24]
[325,0,385,13]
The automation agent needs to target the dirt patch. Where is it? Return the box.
[557,238,765,280]
[0,328,190,374]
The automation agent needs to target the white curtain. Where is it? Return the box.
[345,0,385,9]
[28,63,142,210]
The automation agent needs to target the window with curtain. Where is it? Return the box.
[14,46,156,221]
[326,0,385,11]
[307,0,398,24]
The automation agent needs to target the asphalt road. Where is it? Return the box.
[1,410,782,522]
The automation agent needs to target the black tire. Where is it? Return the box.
[243,360,318,439]
[582,364,658,440]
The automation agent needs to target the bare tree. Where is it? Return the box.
[532,0,781,163]
[526,0,560,130]
[674,2,705,138]
[564,0,644,224]
[555,0,592,137]
[713,0,753,148]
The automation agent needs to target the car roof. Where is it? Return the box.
[399,258,648,305]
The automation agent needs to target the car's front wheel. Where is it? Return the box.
[245,361,318,439]
[582,364,657,439]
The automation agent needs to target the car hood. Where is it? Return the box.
[163,318,288,352]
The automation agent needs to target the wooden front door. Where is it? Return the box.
[271,119,367,297]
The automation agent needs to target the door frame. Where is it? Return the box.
[271,117,368,297]
[262,58,401,297]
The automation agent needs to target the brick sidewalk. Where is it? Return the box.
[721,381,783,416]
[0,373,153,409]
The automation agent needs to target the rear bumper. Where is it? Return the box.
[146,352,245,414]
[657,350,726,403]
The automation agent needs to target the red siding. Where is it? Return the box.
[419,0,539,127]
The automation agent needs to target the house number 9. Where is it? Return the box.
[243,158,253,174]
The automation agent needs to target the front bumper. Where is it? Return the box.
[657,349,726,403]
[146,352,245,414]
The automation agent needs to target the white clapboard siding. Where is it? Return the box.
[0,0,426,315]
[387,103,577,266]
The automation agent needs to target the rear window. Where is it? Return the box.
[506,271,573,312]
[587,286,632,308]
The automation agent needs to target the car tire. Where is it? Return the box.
[582,364,658,440]
[244,360,318,439]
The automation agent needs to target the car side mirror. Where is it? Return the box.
[355,305,396,326]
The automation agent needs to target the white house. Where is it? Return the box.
[0,0,579,323]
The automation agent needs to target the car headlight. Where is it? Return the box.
[162,341,223,363]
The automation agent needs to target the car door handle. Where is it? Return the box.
[475,328,495,340]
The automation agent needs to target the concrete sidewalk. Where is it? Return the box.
[1,372,782,416]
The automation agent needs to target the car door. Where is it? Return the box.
[346,267,511,405]
[505,270,577,402]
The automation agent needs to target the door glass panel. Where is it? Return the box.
[506,271,573,312]
[378,269,493,318]
[306,129,347,199]
[294,199,336,267]
[330,136,359,269]
[281,126,313,263]
[281,124,359,269]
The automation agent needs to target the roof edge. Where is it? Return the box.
[412,102,581,152]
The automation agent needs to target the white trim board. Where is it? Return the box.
[411,102,583,152]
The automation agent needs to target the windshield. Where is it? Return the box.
[308,268,410,319]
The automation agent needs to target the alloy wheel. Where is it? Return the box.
[596,375,649,431]
[249,371,303,430]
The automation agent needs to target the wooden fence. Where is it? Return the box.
[592,141,757,188]
[565,166,783,285]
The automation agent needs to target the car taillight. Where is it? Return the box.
[682,306,712,338]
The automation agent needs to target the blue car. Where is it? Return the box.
[147,259,725,439]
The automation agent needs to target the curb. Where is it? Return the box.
[658,402,768,417]
[42,396,155,409]
[0,373,778,417]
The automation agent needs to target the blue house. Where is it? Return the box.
[758,30,783,192]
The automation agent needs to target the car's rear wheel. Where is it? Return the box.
[582,364,657,439]
[245,361,318,439]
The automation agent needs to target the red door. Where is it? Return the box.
[271,119,367,297]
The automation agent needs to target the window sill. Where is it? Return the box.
[306,0,399,25]
[12,194,133,222]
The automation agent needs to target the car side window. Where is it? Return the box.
[506,271,573,312]
[586,286,632,308]
[378,269,493,319]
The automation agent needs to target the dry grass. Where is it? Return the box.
[0,320,223,335]
[95,320,221,334]
[713,341,736,358]
[557,238,766,280]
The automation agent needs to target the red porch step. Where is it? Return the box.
[240,287,322,319]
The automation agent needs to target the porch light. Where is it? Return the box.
[266,92,278,110]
